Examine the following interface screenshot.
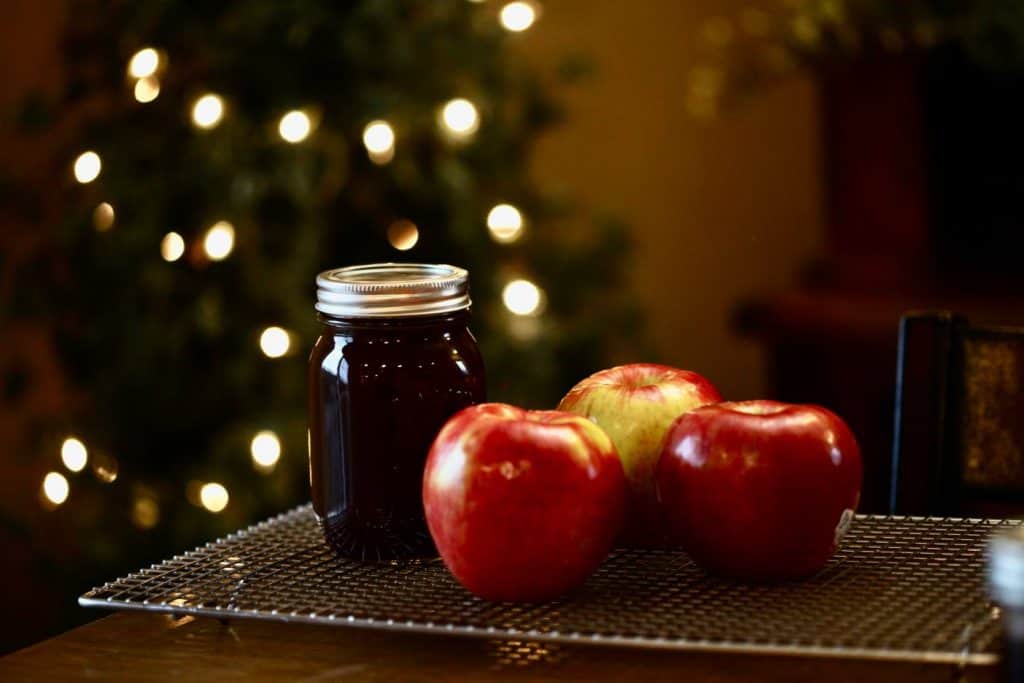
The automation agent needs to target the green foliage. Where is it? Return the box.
[6,0,642,580]
[689,0,1024,116]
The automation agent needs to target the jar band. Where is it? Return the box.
[316,263,471,318]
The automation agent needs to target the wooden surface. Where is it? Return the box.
[0,611,999,682]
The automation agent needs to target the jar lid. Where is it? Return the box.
[315,263,471,318]
[989,527,1024,608]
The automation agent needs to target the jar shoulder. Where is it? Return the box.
[309,324,484,380]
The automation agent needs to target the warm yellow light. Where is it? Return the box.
[502,279,544,316]
[259,326,291,358]
[92,454,119,484]
[199,482,229,513]
[128,47,160,79]
[250,431,282,471]
[203,221,235,260]
[42,472,69,506]
[161,232,186,262]
[134,76,160,103]
[61,437,88,473]
[132,496,159,529]
[93,202,115,231]
[387,219,419,251]
[278,110,312,143]
[191,93,224,129]
[439,98,479,139]
[500,2,537,32]
[362,120,395,164]
[73,151,102,184]
[486,203,524,243]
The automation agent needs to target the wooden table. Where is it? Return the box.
[0,612,1000,681]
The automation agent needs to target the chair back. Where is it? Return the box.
[891,311,1024,515]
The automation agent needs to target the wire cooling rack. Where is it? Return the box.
[80,505,1017,665]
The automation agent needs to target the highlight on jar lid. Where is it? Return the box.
[315,263,470,318]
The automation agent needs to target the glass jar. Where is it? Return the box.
[990,528,1024,681]
[308,263,486,561]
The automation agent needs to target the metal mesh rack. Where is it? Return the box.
[80,505,1017,664]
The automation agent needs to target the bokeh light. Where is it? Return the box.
[134,76,160,103]
[127,47,160,79]
[486,203,524,243]
[278,110,312,143]
[203,221,235,260]
[92,453,119,484]
[502,279,544,316]
[500,2,537,32]
[191,94,225,129]
[132,496,160,529]
[60,437,88,473]
[42,472,69,507]
[259,326,291,358]
[199,482,229,513]
[362,120,396,164]
[161,232,186,262]
[93,202,115,231]
[439,98,479,140]
[250,431,282,472]
[387,219,419,251]
[73,151,102,184]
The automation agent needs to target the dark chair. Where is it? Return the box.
[890,311,1024,516]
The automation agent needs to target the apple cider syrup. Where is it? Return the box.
[308,264,486,561]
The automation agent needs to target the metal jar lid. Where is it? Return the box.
[989,527,1024,609]
[315,263,471,318]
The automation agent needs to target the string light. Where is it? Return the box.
[134,76,160,103]
[203,221,235,260]
[73,151,102,184]
[362,120,396,164]
[191,93,224,129]
[486,204,524,243]
[127,47,160,79]
[259,326,291,358]
[250,431,282,472]
[278,110,312,143]
[387,219,419,251]
[199,482,229,513]
[42,472,69,506]
[93,202,115,231]
[439,98,479,140]
[502,279,544,316]
[161,232,186,262]
[92,453,119,483]
[500,2,538,32]
[132,496,159,529]
[60,437,88,473]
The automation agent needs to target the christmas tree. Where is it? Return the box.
[2,0,642,638]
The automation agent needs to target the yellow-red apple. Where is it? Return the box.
[558,363,721,546]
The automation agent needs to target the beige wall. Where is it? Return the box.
[523,1,824,399]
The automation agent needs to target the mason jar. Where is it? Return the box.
[308,263,486,561]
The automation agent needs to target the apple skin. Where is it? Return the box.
[557,363,722,546]
[656,400,862,581]
[423,403,626,602]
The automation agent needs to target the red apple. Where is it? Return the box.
[656,400,862,580]
[557,363,722,546]
[423,403,626,602]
